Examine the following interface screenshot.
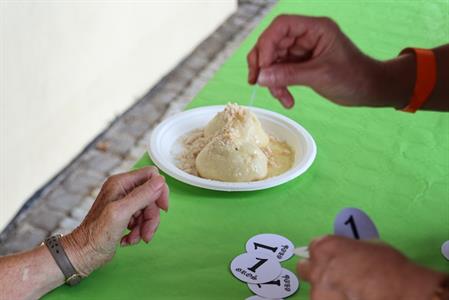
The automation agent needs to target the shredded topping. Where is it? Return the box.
[175,103,294,179]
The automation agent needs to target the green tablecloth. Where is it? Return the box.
[46,1,448,299]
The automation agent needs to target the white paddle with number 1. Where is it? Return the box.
[293,207,380,258]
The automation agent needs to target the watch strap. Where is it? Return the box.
[44,235,81,286]
[399,47,436,113]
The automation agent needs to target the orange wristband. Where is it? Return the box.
[400,48,436,113]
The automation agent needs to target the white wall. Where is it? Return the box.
[0,1,236,231]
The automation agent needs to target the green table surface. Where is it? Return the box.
[46,1,449,299]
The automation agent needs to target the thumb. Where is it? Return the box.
[117,175,165,220]
[297,259,312,282]
[258,63,317,88]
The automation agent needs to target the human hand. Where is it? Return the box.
[297,235,445,300]
[61,166,169,276]
[247,15,413,109]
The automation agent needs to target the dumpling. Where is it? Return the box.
[195,134,268,182]
[204,103,269,147]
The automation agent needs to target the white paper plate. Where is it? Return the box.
[149,105,316,191]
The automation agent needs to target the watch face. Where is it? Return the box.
[66,274,82,286]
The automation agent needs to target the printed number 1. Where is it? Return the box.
[247,258,268,272]
[344,215,360,239]
[254,242,278,253]
[257,280,281,288]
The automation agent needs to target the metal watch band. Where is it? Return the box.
[44,234,82,286]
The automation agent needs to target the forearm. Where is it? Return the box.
[364,44,449,111]
[0,245,64,300]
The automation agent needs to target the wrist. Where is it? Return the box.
[363,53,415,109]
[60,229,97,277]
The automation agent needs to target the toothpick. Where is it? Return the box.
[248,85,258,107]
[293,246,310,259]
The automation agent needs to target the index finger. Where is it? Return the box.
[255,15,321,68]
[116,166,159,195]
[247,46,259,84]
[297,259,312,281]
[116,174,165,220]
[309,235,342,260]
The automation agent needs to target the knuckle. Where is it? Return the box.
[310,235,337,254]
[274,14,289,24]
[319,16,339,31]
[246,51,254,63]
[105,175,119,187]
[257,35,269,47]
[379,243,407,261]
[103,176,122,195]
[319,234,338,247]
[318,16,332,25]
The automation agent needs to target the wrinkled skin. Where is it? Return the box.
[61,166,169,276]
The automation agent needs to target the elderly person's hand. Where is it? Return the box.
[61,166,169,277]
[297,236,447,300]
[0,166,169,300]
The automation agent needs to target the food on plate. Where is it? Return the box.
[204,104,269,147]
[176,103,294,182]
[196,134,268,182]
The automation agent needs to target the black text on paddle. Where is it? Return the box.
[254,242,278,253]
[257,279,281,288]
[344,215,360,239]
[247,258,268,272]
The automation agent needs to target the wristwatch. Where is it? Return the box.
[44,234,82,286]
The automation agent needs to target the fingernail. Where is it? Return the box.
[150,176,164,191]
[284,99,294,109]
[145,235,154,243]
[149,166,159,173]
[257,70,268,85]
[248,71,255,84]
